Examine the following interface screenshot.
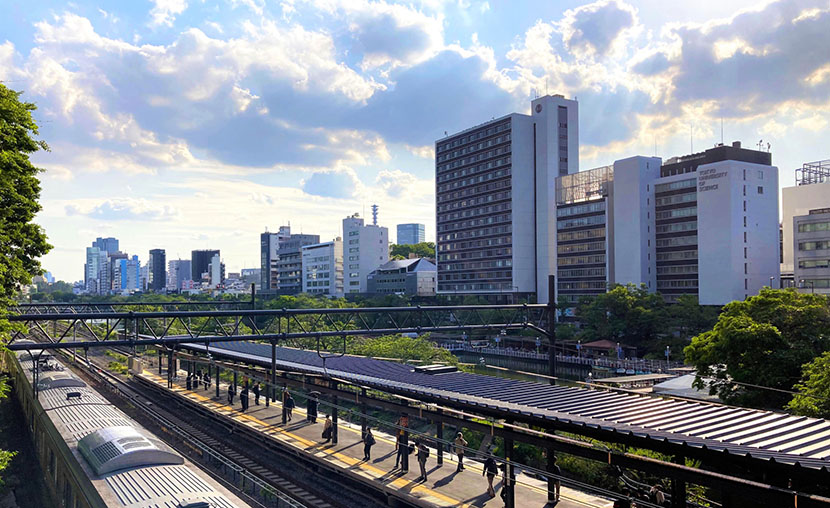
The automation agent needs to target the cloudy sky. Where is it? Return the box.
[2,0,829,281]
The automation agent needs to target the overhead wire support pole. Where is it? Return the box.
[547,274,556,385]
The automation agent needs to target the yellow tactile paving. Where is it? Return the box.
[142,371,472,507]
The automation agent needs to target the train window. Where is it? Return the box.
[63,476,74,508]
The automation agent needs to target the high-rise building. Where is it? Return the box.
[208,253,225,288]
[192,249,220,282]
[260,227,290,291]
[92,237,119,254]
[167,259,192,291]
[148,249,166,292]
[116,255,141,292]
[555,157,660,309]
[85,246,101,293]
[396,223,426,245]
[276,232,320,294]
[653,143,779,304]
[343,214,389,293]
[301,238,344,297]
[782,159,830,294]
[435,94,579,303]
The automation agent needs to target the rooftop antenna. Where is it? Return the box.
[371,204,379,226]
[690,125,693,153]
[757,139,764,151]
[720,117,724,145]
[545,77,548,96]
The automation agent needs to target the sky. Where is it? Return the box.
[2,0,830,282]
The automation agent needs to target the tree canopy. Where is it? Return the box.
[0,84,52,485]
[787,351,830,419]
[684,289,830,407]
[390,242,435,260]
[575,284,667,350]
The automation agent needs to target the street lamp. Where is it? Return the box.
[800,279,815,294]
[576,340,582,359]
[769,276,775,289]
[616,342,622,360]
[665,345,670,367]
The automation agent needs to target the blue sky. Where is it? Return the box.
[2,0,829,281]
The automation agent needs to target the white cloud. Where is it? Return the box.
[301,167,362,198]
[149,0,188,27]
[65,198,180,220]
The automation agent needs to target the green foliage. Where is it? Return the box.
[0,84,52,486]
[350,334,458,365]
[0,449,15,488]
[575,284,667,350]
[389,242,435,260]
[108,361,128,375]
[685,289,830,408]
[787,351,830,418]
[667,295,720,341]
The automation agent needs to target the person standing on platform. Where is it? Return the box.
[483,455,498,497]
[186,374,192,391]
[228,383,235,405]
[551,455,562,502]
[416,440,430,482]
[362,427,375,461]
[285,392,295,421]
[322,415,333,443]
[253,382,260,405]
[307,392,319,423]
[394,432,405,468]
[203,371,210,390]
[454,432,468,472]
[240,386,249,411]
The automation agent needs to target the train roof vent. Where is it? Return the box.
[79,426,183,475]
[413,364,458,374]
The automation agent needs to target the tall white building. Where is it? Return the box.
[301,238,344,297]
[208,253,224,288]
[167,259,192,291]
[782,160,830,294]
[554,143,779,308]
[435,94,579,303]
[342,214,389,294]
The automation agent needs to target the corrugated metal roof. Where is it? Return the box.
[188,341,830,471]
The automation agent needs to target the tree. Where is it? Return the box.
[786,352,830,419]
[0,84,52,483]
[667,294,720,341]
[684,289,830,408]
[390,242,435,260]
[575,284,667,351]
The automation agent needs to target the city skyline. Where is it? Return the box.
[2,0,829,280]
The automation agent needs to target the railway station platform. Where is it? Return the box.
[137,369,614,508]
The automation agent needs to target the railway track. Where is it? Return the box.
[68,345,387,508]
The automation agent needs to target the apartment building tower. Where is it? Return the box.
[192,249,220,282]
[301,238,344,297]
[343,214,389,293]
[435,94,579,303]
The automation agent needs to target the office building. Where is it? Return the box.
[241,268,261,288]
[343,214,389,293]
[260,227,290,291]
[276,231,320,294]
[396,223,426,245]
[435,94,579,303]
[367,258,437,296]
[208,253,225,288]
[653,143,779,304]
[167,259,192,291]
[301,238,344,297]
[553,143,779,308]
[116,255,141,292]
[192,249,220,282]
[148,249,166,292]
[92,237,119,254]
[792,208,830,294]
[783,160,830,294]
[555,157,660,309]
[84,247,102,293]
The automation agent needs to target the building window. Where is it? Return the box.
[757,186,764,194]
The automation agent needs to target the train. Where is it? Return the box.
[2,341,249,508]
